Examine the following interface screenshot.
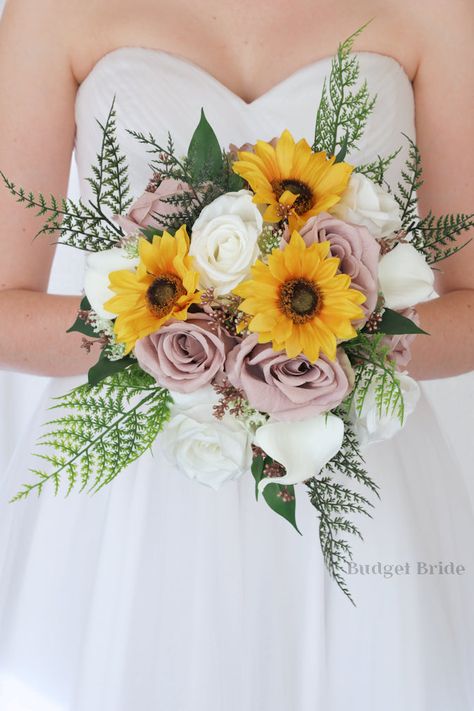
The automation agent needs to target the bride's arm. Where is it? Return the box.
[407,0,474,380]
[0,0,98,376]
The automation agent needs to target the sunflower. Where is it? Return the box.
[232,129,353,232]
[104,226,202,353]
[233,230,366,362]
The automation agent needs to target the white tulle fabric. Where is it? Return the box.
[0,48,473,711]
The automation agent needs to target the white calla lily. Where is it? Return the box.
[254,414,344,494]
[84,247,139,319]
[378,243,436,310]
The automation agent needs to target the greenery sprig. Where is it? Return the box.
[355,147,401,186]
[87,95,134,216]
[343,332,404,424]
[313,21,376,161]
[306,416,377,604]
[0,97,128,251]
[0,173,122,251]
[10,366,172,503]
[394,135,473,263]
[127,109,244,232]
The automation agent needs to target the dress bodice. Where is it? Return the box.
[73,47,415,200]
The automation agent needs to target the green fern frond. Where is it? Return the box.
[394,134,423,229]
[313,22,376,159]
[86,95,133,215]
[409,211,474,264]
[343,332,404,423]
[355,147,401,186]
[306,415,378,604]
[10,366,173,502]
[0,172,121,251]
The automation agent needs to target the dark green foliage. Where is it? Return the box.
[66,296,97,338]
[10,366,172,502]
[86,94,134,215]
[0,98,130,251]
[127,113,246,233]
[306,414,378,604]
[394,135,423,228]
[87,351,136,387]
[410,211,474,264]
[0,172,122,251]
[394,135,473,263]
[187,109,224,182]
[375,307,428,335]
[251,455,300,534]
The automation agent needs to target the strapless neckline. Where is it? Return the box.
[75,46,413,111]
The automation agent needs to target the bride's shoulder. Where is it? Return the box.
[407,0,472,46]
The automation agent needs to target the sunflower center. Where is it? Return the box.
[146,273,186,318]
[272,179,314,215]
[279,278,321,323]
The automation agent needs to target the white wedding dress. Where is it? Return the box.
[0,48,473,711]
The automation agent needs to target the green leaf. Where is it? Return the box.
[80,295,91,310]
[251,454,265,500]
[66,296,97,337]
[262,483,301,535]
[251,455,301,534]
[188,109,223,181]
[227,170,245,191]
[334,133,349,163]
[139,225,165,241]
[377,308,429,335]
[88,350,135,387]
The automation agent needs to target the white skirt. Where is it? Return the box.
[0,374,473,711]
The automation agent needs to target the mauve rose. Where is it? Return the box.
[283,212,380,319]
[228,137,278,160]
[383,307,420,368]
[135,312,235,393]
[225,334,354,421]
[113,178,191,234]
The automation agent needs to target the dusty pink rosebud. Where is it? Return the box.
[228,137,279,160]
[383,307,420,368]
[135,313,236,393]
[225,334,354,421]
[282,212,380,322]
[113,178,191,234]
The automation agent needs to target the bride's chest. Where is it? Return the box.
[73,48,415,197]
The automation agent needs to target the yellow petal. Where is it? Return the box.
[275,129,296,177]
[263,203,283,223]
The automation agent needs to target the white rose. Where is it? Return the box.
[167,385,218,413]
[84,247,138,319]
[189,189,262,295]
[349,371,420,446]
[331,173,402,237]
[378,242,436,309]
[160,403,253,490]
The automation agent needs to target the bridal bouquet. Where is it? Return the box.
[2,27,472,601]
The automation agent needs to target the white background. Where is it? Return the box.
[0,0,472,479]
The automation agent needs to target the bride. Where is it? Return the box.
[0,1,473,709]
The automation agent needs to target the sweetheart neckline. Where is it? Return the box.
[75,46,413,110]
